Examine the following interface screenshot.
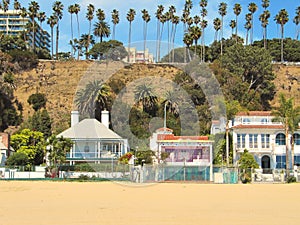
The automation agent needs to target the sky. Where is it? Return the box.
[16,0,300,56]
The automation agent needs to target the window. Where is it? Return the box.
[237,134,246,148]
[242,118,251,124]
[294,133,300,145]
[261,134,270,148]
[276,133,286,145]
[260,118,268,124]
[294,155,300,166]
[249,134,258,148]
[276,155,286,169]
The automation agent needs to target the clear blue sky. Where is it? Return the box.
[17,0,299,54]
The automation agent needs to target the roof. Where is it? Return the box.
[236,111,272,117]
[57,119,122,140]
[232,124,284,129]
[157,134,209,141]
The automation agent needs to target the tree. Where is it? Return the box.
[28,1,40,52]
[111,9,119,40]
[47,135,72,169]
[183,32,193,62]
[126,8,136,63]
[189,25,201,58]
[134,83,158,116]
[171,15,179,62]
[248,2,258,45]
[47,15,57,59]
[155,5,164,62]
[20,7,27,41]
[293,6,300,40]
[68,4,75,56]
[238,149,259,183]
[200,0,208,62]
[218,2,227,56]
[275,9,289,62]
[73,3,80,40]
[86,4,94,57]
[259,10,271,49]
[28,109,52,139]
[93,21,110,43]
[245,13,252,45]
[272,94,300,172]
[229,20,236,36]
[6,152,29,167]
[52,1,64,60]
[10,129,45,167]
[89,40,127,60]
[27,93,47,111]
[75,80,111,118]
[220,44,275,110]
[141,9,150,62]
[233,3,242,42]
[213,18,221,41]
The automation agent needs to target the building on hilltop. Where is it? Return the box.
[124,47,154,63]
[232,111,300,173]
[0,10,50,51]
[57,110,129,165]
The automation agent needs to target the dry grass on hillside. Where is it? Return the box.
[13,61,300,134]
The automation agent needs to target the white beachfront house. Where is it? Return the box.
[232,111,300,172]
[57,111,128,165]
[150,127,214,181]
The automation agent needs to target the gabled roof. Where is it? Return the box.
[57,119,122,140]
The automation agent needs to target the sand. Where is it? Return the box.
[0,181,299,225]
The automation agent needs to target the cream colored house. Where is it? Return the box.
[232,111,300,172]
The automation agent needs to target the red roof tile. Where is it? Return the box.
[232,124,284,129]
[157,134,209,141]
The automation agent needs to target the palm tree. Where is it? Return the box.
[85,4,94,59]
[272,94,300,174]
[73,4,80,40]
[171,15,179,63]
[259,10,270,49]
[80,33,95,59]
[134,84,158,115]
[200,0,207,62]
[37,11,46,28]
[189,25,201,58]
[218,2,227,56]
[126,8,136,63]
[75,80,111,118]
[52,1,64,60]
[47,15,57,59]
[230,20,236,36]
[96,8,105,21]
[183,32,193,62]
[262,0,270,10]
[68,5,75,44]
[111,9,119,40]
[93,21,110,43]
[20,7,27,41]
[274,9,289,63]
[141,9,150,62]
[28,1,40,52]
[155,5,164,62]
[245,13,252,45]
[248,2,258,45]
[294,6,300,40]
[162,91,180,117]
[158,13,167,62]
[233,3,242,42]
[213,18,221,41]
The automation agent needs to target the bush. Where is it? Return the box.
[287,176,297,183]
[8,49,38,71]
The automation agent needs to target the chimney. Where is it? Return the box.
[71,111,80,127]
[101,110,109,128]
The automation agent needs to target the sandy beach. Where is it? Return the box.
[0,181,299,225]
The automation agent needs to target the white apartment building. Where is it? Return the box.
[232,111,300,173]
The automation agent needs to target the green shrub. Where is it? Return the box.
[287,176,297,183]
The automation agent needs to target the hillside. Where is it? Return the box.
[13,61,300,134]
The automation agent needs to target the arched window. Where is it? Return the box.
[294,133,300,145]
[276,133,286,145]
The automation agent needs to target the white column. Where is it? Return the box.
[210,145,213,182]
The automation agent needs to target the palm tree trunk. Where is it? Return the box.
[143,21,146,62]
[56,23,59,60]
[76,14,80,40]
[221,16,223,56]
[202,29,205,63]
[172,24,177,63]
[235,15,238,43]
[127,22,132,63]
[281,25,284,63]
[226,122,229,167]
[291,135,295,170]
[70,14,74,57]
[285,125,290,176]
[263,27,267,49]
[51,28,54,59]
[183,24,187,63]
